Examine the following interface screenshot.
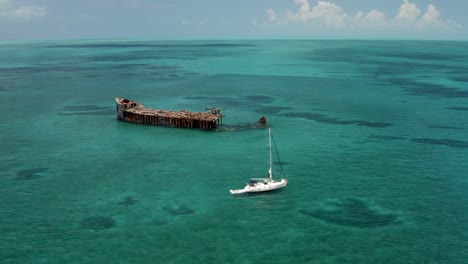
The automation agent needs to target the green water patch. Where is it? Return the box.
[186,94,278,107]
[300,197,400,228]
[80,216,116,231]
[62,105,112,112]
[411,138,468,148]
[279,112,393,128]
[15,167,48,180]
[241,95,275,104]
[218,124,265,132]
[57,105,115,116]
[58,111,115,116]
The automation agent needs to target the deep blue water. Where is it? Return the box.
[1,39,468,263]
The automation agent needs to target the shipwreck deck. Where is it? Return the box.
[115,97,223,130]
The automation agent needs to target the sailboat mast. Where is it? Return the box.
[269,128,273,180]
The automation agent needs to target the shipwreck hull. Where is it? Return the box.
[115,97,223,130]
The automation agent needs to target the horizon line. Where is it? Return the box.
[1,36,468,44]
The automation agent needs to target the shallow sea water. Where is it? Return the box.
[1,39,468,263]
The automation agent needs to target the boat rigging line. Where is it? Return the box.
[271,130,285,177]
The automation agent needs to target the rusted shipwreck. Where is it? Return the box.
[115,97,224,130]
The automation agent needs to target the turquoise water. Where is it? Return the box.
[1,39,468,263]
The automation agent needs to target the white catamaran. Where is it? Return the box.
[230,128,288,194]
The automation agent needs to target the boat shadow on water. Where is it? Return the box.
[233,187,288,197]
[217,123,267,132]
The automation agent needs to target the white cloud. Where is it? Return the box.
[265,0,460,32]
[365,9,385,23]
[285,0,348,27]
[266,8,277,22]
[0,0,46,19]
[422,4,439,24]
[396,0,420,22]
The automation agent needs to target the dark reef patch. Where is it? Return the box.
[452,76,468,83]
[445,106,468,111]
[428,125,464,130]
[299,198,399,228]
[145,65,181,70]
[273,161,290,166]
[386,78,468,98]
[152,218,168,226]
[369,135,406,140]
[48,43,255,49]
[116,73,138,77]
[280,112,393,128]
[353,121,393,128]
[16,167,48,180]
[117,196,138,206]
[82,74,100,78]
[409,84,468,98]
[107,63,148,69]
[0,65,84,74]
[281,112,353,125]
[255,106,291,114]
[86,52,190,62]
[196,43,256,47]
[182,71,202,76]
[185,96,212,100]
[0,85,7,91]
[412,138,468,148]
[0,63,157,75]
[80,216,116,231]
[49,43,160,49]
[378,51,466,61]
[163,204,195,216]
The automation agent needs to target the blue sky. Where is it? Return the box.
[1,0,467,40]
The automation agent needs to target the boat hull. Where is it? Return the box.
[230,179,288,194]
